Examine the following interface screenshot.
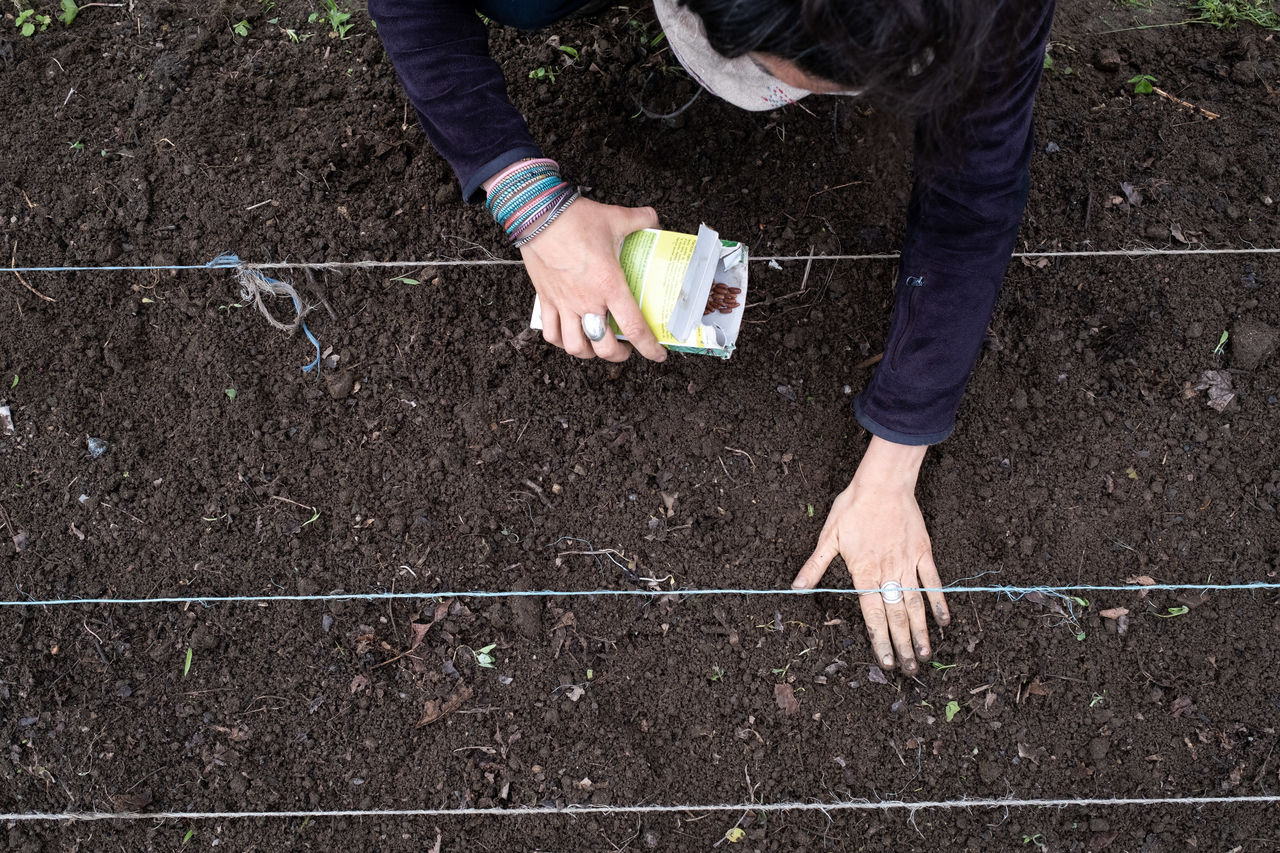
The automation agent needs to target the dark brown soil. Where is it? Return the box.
[2,0,1279,849]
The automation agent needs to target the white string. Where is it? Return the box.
[5,793,1278,823]
[227,245,1280,271]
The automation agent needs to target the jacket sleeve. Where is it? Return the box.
[368,0,543,202]
[854,0,1055,445]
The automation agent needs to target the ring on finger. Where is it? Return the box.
[880,580,904,604]
[581,312,608,342]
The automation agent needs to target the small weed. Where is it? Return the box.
[225,388,237,400]
[69,140,84,150]
[1070,595,1090,608]
[182,828,196,846]
[944,700,961,722]
[529,66,557,83]
[310,0,355,38]
[9,374,18,389]
[232,19,250,37]
[1157,605,1190,618]
[771,661,792,678]
[1129,73,1157,94]
[15,9,53,36]
[723,827,746,844]
[1023,834,1047,852]
[1213,330,1229,355]
[806,504,814,517]
[1189,0,1280,30]
[182,647,193,677]
[391,274,420,285]
[58,0,79,26]
[1090,690,1107,708]
[462,643,497,669]
[557,44,579,61]
[708,665,725,682]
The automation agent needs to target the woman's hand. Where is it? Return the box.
[791,437,950,674]
[517,198,667,363]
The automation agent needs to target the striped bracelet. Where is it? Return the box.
[512,189,581,249]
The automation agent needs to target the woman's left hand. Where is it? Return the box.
[790,436,950,674]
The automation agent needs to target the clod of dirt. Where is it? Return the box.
[1230,317,1278,370]
[1231,61,1260,86]
[774,683,800,716]
[1093,48,1122,73]
[509,578,544,639]
[326,370,355,399]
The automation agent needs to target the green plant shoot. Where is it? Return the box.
[945,700,961,722]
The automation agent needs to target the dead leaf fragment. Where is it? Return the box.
[1100,607,1129,620]
[1120,181,1143,206]
[1026,677,1054,697]
[867,666,890,685]
[774,683,800,716]
[350,674,370,694]
[1126,575,1157,586]
[1192,369,1235,412]
[417,683,474,727]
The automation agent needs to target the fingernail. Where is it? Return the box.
[919,646,930,657]
[882,656,894,668]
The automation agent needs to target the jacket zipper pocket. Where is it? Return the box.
[890,275,925,370]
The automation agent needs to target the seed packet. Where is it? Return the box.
[530,224,748,358]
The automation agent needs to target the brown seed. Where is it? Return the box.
[728,287,742,294]
[718,307,734,314]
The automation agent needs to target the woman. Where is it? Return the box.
[369,0,1056,674]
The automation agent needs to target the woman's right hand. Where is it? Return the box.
[517,198,668,363]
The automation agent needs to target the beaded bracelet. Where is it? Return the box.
[508,185,576,241]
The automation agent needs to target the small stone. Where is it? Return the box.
[1044,141,1060,154]
[1094,48,1122,73]
[1231,317,1278,370]
[326,370,355,400]
[87,436,108,458]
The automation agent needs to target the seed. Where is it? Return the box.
[718,307,733,314]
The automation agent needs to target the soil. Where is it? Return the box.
[2,0,1279,850]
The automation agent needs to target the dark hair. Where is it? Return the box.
[679,0,1019,122]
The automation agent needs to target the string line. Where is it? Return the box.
[2,245,1279,274]
[4,793,1278,823]
[2,581,1277,608]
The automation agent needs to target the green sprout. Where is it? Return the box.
[1157,605,1189,618]
[225,388,237,400]
[15,9,53,36]
[557,44,579,60]
[708,665,725,682]
[465,643,497,669]
[58,0,79,26]
[1070,595,1090,608]
[182,829,196,845]
[944,700,961,722]
[69,140,84,150]
[310,0,355,38]
[723,827,746,844]
[528,66,557,83]
[182,647,193,677]
[232,19,250,37]
[391,274,420,285]
[1089,691,1106,708]
[1213,330,1229,356]
[806,504,814,517]
[1129,74,1157,94]
[9,374,17,389]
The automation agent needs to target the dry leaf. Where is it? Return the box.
[1100,607,1129,620]
[1126,575,1157,586]
[417,683,474,727]
[1120,181,1143,206]
[350,674,370,694]
[774,683,800,716]
[564,684,585,702]
[1193,369,1235,412]
[1026,677,1054,697]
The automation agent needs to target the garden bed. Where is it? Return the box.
[1,0,1278,849]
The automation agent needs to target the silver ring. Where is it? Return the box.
[880,580,904,604]
[581,312,607,342]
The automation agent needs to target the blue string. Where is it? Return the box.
[1,257,240,273]
[1,582,1276,608]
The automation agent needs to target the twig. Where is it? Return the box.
[1152,87,1220,119]
[10,242,56,303]
[855,352,884,370]
[724,447,756,470]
